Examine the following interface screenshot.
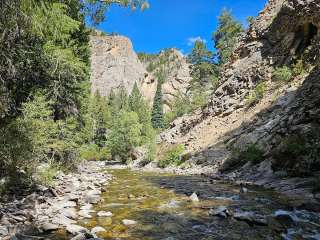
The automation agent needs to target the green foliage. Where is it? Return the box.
[273,66,293,83]
[146,62,155,72]
[221,144,264,172]
[247,16,255,26]
[246,82,267,106]
[129,83,154,143]
[34,162,60,187]
[152,77,164,129]
[292,59,306,76]
[80,144,111,161]
[272,132,320,176]
[213,9,244,64]
[108,110,142,162]
[158,144,185,168]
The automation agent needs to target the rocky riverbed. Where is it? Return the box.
[0,161,111,240]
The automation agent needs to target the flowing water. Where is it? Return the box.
[47,168,320,240]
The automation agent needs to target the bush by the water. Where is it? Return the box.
[272,132,320,176]
[80,145,111,161]
[158,144,185,168]
[221,144,264,172]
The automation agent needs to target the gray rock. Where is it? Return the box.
[78,210,93,219]
[60,208,78,220]
[66,224,88,235]
[84,190,101,204]
[41,222,59,232]
[122,219,137,225]
[209,206,232,218]
[91,226,106,234]
[189,192,199,202]
[0,226,8,236]
[52,214,77,226]
[80,204,93,210]
[234,211,268,226]
[97,211,113,217]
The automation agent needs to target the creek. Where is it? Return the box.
[45,168,320,240]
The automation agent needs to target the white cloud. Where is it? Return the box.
[187,36,207,46]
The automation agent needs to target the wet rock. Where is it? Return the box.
[0,225,9,236]
[41,222,59,232]
[189,192,199,202]
[78,210,93,219]
[233,211,268,226]
[60,208,78,220]
[71,233,87,240]
[80,204,93,210]
[209,206,232,218]
[66,224,88,235]
[122,219,137,225]
[84,190,101,204]
[52,214,77,226]
[97,211,113,217]
[91,226,107,234]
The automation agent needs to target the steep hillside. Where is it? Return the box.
[158,0,320,207]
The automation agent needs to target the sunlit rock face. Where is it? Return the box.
[90,34,146,96]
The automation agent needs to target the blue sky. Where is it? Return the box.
[95,0,267,54]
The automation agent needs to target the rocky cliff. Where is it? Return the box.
[90,34,192,111]
[139,49,192,112]
[158,0,320,208]
[90,34,146,96]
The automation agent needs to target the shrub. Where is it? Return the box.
[35,162,60,187]
[220,144,264,172]
[273,66,293,83]
[146,62,156,72]
[99,146,112,161]
[158,144,185,168]
[272,133,320,176]
[292,59,305,76]
[140,140,157,167]
[80,144,100,161]
[246,82,267,106]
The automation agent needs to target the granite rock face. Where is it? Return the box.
[90,35,192,112]
[90,35,146,96]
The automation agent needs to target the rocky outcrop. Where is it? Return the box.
[140,49,192,112]
[90,35,146,96]
[158,0,320,204]
[90,35,192,111]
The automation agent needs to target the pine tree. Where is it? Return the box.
[129,82,143,112]
[188,40,218,89]
[151,80,164,129]
[213,9,244,64]
[129,82,154,142]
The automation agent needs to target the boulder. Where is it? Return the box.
[84,190,101,204]
[209,206,232,218]
[97,211,113,217]
[189,192,199,202]
[91,226,107,234]
[66,224,88,235]
[122,219,137,225]
[40,222,59,232]
[234,211,268,226]
[0,226,9,236]
[60,208,78,220]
